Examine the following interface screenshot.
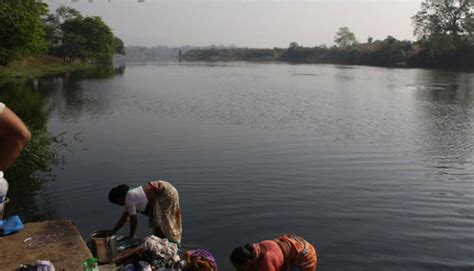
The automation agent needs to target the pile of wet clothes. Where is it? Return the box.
[17,260,55,271]
[121,235,217,271]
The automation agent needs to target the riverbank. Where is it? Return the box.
[181,43,474,69]
[0,57,96,81]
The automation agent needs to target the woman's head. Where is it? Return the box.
[230,244,256,270]
[108,184,129,206]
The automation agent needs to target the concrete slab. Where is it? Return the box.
[0,220,92,271]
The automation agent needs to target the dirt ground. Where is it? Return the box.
[0,220,92,271]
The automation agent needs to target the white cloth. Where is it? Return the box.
[34,260,55,271]
[0,103,5,114]
[142,235,180,264]
[124,186,148,215]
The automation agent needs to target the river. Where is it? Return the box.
[1,61,473,270]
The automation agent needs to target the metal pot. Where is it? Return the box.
[90,230,117,263]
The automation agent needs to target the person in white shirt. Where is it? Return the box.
[0,102,31,172]
[109,180,182,244]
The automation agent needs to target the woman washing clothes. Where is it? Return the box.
[0,102,31,172]
[230,234,318,271]
[108,180,182,244]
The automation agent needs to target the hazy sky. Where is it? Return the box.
[47,0,423,48]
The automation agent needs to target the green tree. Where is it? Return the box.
[61,16,115,62]
[43,6,82,53]
[114,37,126,55]
[334,27,357,48]
[54,5,82,21]
[412,0,474,42]
[289,42,299,48]
[378,36,412,66]
[0,0,48,65]
[412,0,474,57]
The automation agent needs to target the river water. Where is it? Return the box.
[1,62,473,270]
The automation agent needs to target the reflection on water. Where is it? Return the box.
[1,62,474,270]
[0,65,125,221]
[414,72,474,176]
[45,65,126,119]
[0,80,59,221]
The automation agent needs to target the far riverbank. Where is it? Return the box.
[181,43,474,69]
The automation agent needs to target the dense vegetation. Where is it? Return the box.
[0,1,48,65]
[0,1,124,66]
[184,0,474,68]
[182,47,285,61]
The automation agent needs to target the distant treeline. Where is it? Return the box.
[123,46,194,61]
[183,0,474,69]
[183,47,285,62]
[182,40,474,68]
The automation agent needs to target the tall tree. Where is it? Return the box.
[61,16,115,62]
[289,42,299,48]
[334,27,357,48]
[412,0,474,43]
[0,0,48,65]
[43,6,82,52]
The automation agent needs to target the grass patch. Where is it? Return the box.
[0,56,96,81]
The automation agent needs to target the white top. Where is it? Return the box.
[124,186,148,215]
[0,103,5,114]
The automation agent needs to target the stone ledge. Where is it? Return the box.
[0,220,92,271]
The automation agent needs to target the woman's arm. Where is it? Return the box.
[0,105,31,171]
[129,215,138,239]
[111,211,128,234]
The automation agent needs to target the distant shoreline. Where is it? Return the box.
[180,44,474,70]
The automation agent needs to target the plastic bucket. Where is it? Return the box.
[90,230,117,264]
[0,198,9,220]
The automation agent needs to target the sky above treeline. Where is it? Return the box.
[47,0,424,48]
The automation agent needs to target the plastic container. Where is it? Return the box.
[83,258,99,271]
[0,171,8,219]
[0,215,24,235]
[90,230,117,264]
